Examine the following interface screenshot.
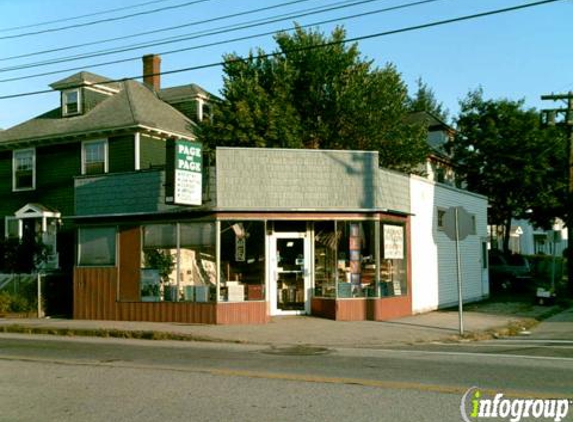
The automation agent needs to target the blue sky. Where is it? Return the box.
[0,0,570,129]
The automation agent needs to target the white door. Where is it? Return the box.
[269,232,311,315]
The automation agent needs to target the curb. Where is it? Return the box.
[0,324,238,344]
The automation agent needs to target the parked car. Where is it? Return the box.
[488,251,532,292]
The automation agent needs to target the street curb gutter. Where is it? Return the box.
[447,305,566,343]
[0,325,243,344]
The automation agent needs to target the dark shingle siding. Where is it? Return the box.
[0,144,79,218]
[83,89,111,114]
[109,135,135,173]
[139,135,166,169]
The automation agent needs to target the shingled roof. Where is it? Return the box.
[49,71,121,91]
[159,83,212,103]
[0,79,196,146]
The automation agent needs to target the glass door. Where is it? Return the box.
[270,233,310,315]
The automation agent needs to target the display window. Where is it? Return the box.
[140,223,216,302]
[219,221,266,302]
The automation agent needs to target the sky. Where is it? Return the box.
[0,0,571,129]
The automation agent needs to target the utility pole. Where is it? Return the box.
[541,92,573,297]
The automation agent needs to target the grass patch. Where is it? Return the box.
[0,324,239,343]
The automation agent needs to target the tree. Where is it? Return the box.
[451,89,567,251]
[200,25,429,173]
[408,77,448,122]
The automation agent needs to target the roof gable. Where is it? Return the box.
[0,80,196,146]
[49,71,120,91]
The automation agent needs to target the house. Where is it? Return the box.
[0,54,207,309]
[0,55,488,324]
[408,111,458,186]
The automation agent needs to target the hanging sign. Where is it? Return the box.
[235,237,246,262]
[166,139,202,206]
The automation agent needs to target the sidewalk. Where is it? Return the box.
[0,301,564,348]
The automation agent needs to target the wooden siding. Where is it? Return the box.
[74,266,267,324]
[118,226,140,301]
[311,298,411,321]
[216,302,269,324]
[139,135,166,170]
[371,296,412,321]
[334,299,370,321]
[410,175,488,312]
[311,298,336,319]
[109,135,135,173]
[74,267,118,320]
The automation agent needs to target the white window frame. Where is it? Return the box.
[62,88,81,116]
[81,139,109,175]
[77,226,117,267]
[12,148,36,192]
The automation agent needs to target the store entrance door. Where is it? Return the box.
[270,233,311,315]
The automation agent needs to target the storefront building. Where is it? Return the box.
[73,147,413,324]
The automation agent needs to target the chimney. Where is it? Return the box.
[142,54,161,91]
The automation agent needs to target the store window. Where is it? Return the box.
[78,227,116,266]
[179,223,216,302]
[13,149,35,191]
[314,221,337,297]
[82,139,108,175]
[380,224,407,297]
[220,221,265,302]
[336,221,376,298]
[140,223,216,303]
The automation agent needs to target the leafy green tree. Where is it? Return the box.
[451,89,567,251]
[201,25,428,173]
[408,77,448,122]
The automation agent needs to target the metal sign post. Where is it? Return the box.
[443,206,473,336]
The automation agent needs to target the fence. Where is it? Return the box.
[0,273,40,316]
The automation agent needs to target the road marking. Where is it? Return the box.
[0,354,567,400]
[491,339,573,345]
[337,347,573,363]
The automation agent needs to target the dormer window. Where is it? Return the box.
[63,89,81,116]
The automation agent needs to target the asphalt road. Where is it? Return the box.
[0,332,572,422]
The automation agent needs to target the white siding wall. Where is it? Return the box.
[410,175,488,313]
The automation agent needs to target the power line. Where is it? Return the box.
[0,0,387,74]
[0,0,173,33]
[0,0,316,62]
[0,0,447,84]
[0,0,217,40]
[0,0,563,101]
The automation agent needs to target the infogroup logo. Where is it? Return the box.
[460,387,571,422]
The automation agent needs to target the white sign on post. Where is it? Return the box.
[443,206,473,241]
[443,206,473,337]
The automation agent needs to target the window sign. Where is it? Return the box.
[383,225,404,260]
[166,139,202,206]
[235,236,246,262]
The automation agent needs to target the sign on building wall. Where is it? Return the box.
[166,139,202,206]
[383,225,404,260]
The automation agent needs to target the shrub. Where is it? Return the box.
[0,292,11,313]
